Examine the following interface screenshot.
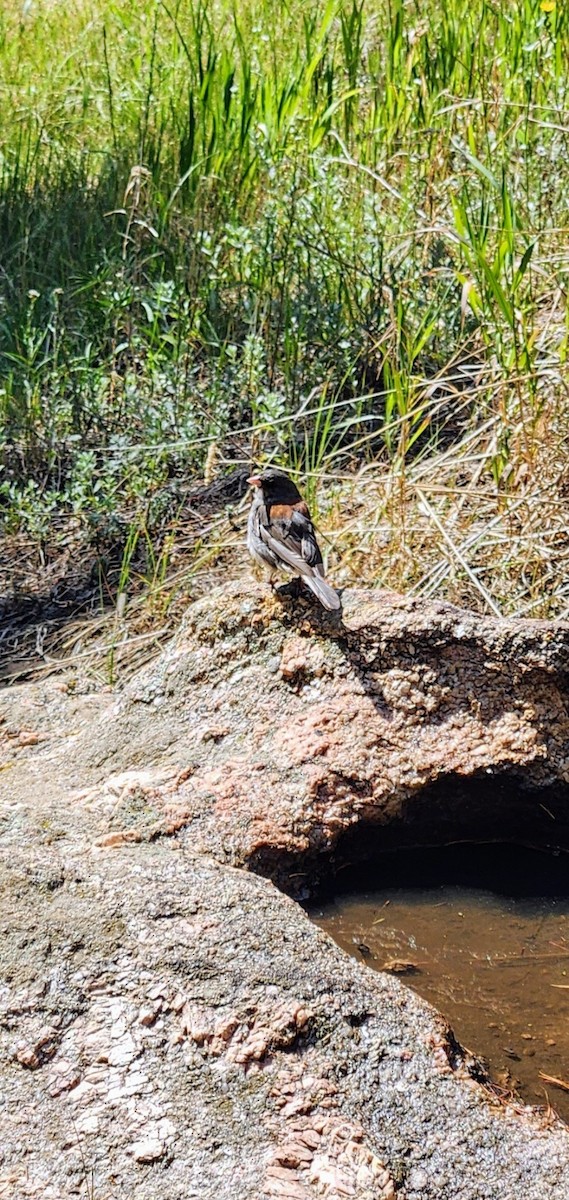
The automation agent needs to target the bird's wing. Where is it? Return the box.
[259,504,324,578]
[247,499,280,569]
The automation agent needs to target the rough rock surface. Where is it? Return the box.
[74,580,569,890]
[2,839,569,1200]
[1,580,569,1199]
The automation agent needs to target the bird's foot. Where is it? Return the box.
[274,576,303,601]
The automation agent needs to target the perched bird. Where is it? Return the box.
[247,467,341,611]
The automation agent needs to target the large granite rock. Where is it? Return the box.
[1,841,569,1200]
[1,580,569,1199]
[75,581,569,891]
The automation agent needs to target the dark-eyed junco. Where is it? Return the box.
[247,467,341,611]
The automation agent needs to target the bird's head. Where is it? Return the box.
[247,468,302,505]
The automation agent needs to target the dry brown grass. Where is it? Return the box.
[327,378,569,620]
[4,352,568,689]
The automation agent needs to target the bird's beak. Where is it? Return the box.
[247,476,261,487]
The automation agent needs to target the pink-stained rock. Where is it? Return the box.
[72,581,569,892]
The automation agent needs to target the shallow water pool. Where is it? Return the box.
[310,844,569,1122]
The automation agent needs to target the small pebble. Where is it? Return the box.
[130,1138,166,1163]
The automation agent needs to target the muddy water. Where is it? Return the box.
[310,844,569,1122]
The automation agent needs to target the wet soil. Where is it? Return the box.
[311,843,569,1122]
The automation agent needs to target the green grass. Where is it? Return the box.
[1,0,568,621]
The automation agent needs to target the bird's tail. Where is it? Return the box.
[305,573,341,611]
